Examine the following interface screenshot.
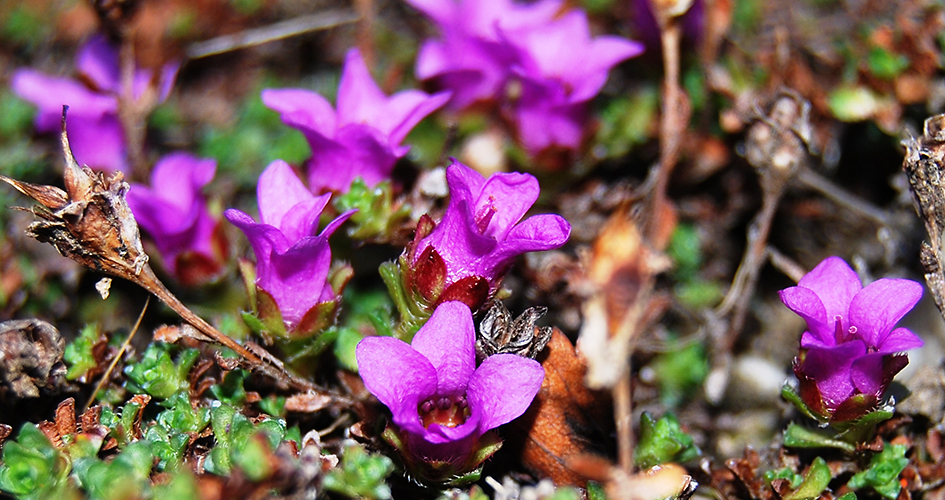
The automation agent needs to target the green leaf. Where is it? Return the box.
[64,323,103,380]
[847,442,909,499]
[784,457,831,500]
[323,444,394,500]
[124,343,199,400]
[0,424,61,499]
[634,412,701,468]
[782,423,856,452]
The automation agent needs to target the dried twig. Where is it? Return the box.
[185,10,360,60]
[84,297,149,411]
[707,91,810,403]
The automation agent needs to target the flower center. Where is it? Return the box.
[833,315,858,343]
[418,395,470,428]
[475,197,498,234]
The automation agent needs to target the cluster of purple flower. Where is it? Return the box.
[408,0,643,157]
[10,7,928,485]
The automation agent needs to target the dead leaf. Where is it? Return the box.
[509,329,611,486]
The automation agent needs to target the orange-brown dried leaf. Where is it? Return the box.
[510,329,611,486]
[55,397,77,438]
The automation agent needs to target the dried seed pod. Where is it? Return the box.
[476,302,552,362]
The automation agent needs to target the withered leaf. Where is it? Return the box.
[509,329,611,486]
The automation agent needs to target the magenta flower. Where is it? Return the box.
[406,161,570,310]
[127,152,225,285]
[261,49,450,193]
[407,0,642,156]
[779,256,924,421]
[225,160,354,331]
[501,9,643,154]
[356,300,543,479]
[11,35,177,173]
[408,0,564,110]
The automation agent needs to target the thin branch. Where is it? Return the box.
[84,297,150,411]
[186,10,360,59]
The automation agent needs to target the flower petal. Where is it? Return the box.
[411,301,476,397]
[799,341,865,408]
[849,277,922,347]
[12,70,116,131]
[876,327,924,354]
[336,49,388,128]
[467,353,543,433]
[261,88,337,137]
[76,35,119,92]
[476,170,540,240]
[356,336,437,436]
[66,115,127,173]
[849,352,884,397]
[149,152,216,211]
[256,160,327,240]
[778,286,831,344]
[796,256,861,324]
[382,89,451,146]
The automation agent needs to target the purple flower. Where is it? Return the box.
[501,9,643,154]
[408,161,570,309]
[225,160,354,330]
[127,152,224,285]
[11,35,177,173]
[407,0,642,156]
[408,0,564,110]
[356,300,543,474]
[262,48,450,193]
[779,256,924,421]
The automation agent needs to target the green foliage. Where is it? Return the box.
[651,338,708,408]
[764,467,804,489]
[203,403,288,480]
[149,391,211,468]
[866,47,909,80]
[783,457,831,500]
[209,369,250,406]
[1,5,48,47]
[0,91,36,138]
[634,412,700,469]
[594,87,659,160]
[0,424,71,500]
[827,86,886,122]
[334,179,412,241]
[124,343,200,400]
[847,442,910,499]
[72,441,154,500]
[64,323,103,380]
[322,443,395,500]
[668,224,722,309]
[334,287,397,371]
[587,481,608,500]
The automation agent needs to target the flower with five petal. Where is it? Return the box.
[501,8,644,154]
[779,256,924,421]
[404,161,570,311]
[127,152,226,285]
[225,160,355,334]
[356,300,543,482]
[407,0,564,110]
[262,48,451,193]
[12,35,177,173]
